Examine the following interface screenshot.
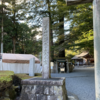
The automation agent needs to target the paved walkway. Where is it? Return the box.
[51,67,95,100]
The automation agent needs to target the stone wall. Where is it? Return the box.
[19,78,68,100]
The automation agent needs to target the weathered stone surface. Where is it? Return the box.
[35,85,44,94]
[93,0,100,99]
[44,86,50,95]
[22,85,26,90]
[31,85,37,94]
[25,86,32,94]
[42,17,50,79]
[54,86,63,95]
[19,91,28,100]
[20,78,68,100]
[21,77,65,85]
[36,94,47,100]
[49,86,54,95]
[28,94,36,100]
[57,95,66,100]
[47,96,57,100]
[47,95,66,100]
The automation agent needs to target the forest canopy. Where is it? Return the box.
[0,0,93,58]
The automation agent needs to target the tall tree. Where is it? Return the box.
[23,0,71,59]
[8,0,27,53]
[63,3,93,55]
[0,0,11,53]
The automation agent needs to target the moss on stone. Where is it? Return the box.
[0,71,42,99]
[0,71,14,91]
[0,71,14,82]
[15,74,33,80]
[8,85,17,100]
[15,73,42,80]
[0,97,11,100]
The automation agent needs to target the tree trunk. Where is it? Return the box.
[1,0,3,53]
[58,16,65,57]
[12,36,16,53]
[12,2,16,53]
[58,15,66,72]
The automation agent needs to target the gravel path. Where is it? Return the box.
[51,67,95,100]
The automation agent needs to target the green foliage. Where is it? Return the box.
[21,0,93,57]
[0,0,93,58]
[0,0,42,55]
[63,3,93,56]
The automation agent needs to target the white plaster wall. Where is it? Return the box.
[2,62,41,74]
[0,60,2,70]
[34,63,41,73]
[2,63,29,73]
[75,60,77,65]
[83,58,87,64]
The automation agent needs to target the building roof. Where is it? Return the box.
[1,53,40,63]
[72,52,89,60]
[78,52,89,57]
[71,55,83,60]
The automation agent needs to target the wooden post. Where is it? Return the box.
[67,59,69,73]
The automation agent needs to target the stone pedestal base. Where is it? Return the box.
[19,77,68,100]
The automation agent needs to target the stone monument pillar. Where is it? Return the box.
[19,17,68,100]
[93,0,100,99]
[42,17,51,78]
